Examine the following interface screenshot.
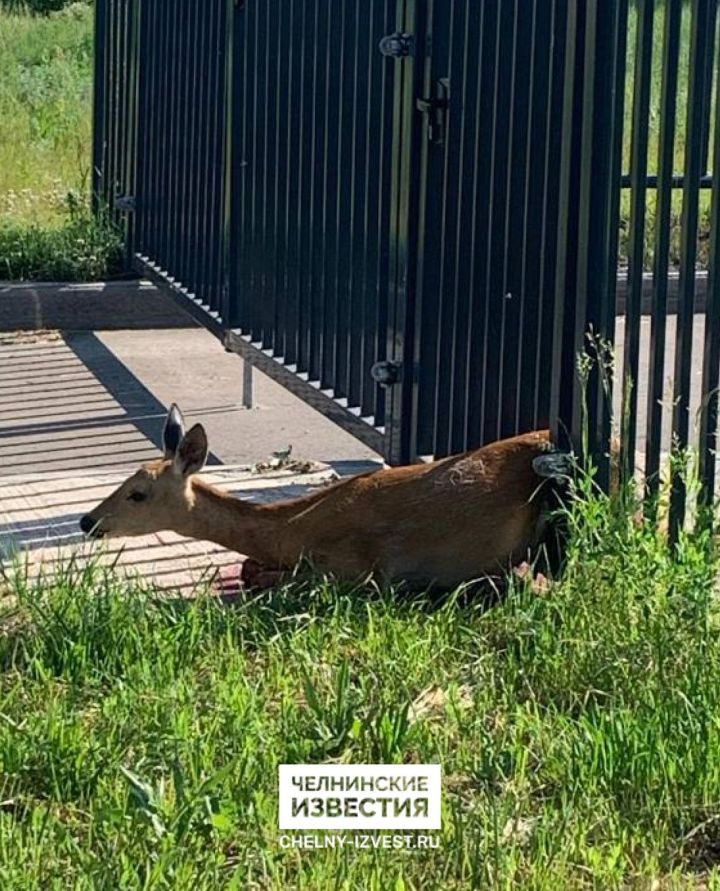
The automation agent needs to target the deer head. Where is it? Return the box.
[79,404,208,539]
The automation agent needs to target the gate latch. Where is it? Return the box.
[378,32,414,58]
[371,360,401,387]
[416,78,450,145]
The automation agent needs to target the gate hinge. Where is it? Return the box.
[378,32,414,58]
[371,360,401,387]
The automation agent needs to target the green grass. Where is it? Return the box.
[3,480,720,888]
[0,3,125,281]
[0,3,93,227]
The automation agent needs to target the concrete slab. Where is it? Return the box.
[0,280,196,331]
[94,328,382,466]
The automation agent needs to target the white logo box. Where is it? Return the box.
[279,764,441,830]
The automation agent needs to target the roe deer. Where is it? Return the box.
[80,405,559,589]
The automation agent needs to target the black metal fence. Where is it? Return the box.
[617,0,720,537]
[94,0,720,531]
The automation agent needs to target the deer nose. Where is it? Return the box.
[79,514,96,535]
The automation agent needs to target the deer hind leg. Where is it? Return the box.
[241,559,287,589]
[215,558,287,595]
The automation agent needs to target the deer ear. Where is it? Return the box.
[163,403,185,458]
[174,423,208,476]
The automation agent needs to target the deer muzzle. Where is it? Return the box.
[79,514,105,538]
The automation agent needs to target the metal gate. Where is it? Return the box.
[94,0,588,462]
[223,0,577,465]
[94,0,720,528]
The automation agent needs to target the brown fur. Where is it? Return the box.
[83,429,553,589]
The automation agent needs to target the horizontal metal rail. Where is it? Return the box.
[620,174,714,188]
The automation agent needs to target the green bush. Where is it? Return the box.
[0,0,91,14]
[0,192,125,281]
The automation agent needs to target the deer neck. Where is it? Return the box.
[172,477,297,566]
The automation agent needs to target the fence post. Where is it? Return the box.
[384,0,427,465]
[223,0,240,328]
[550,0,628,490]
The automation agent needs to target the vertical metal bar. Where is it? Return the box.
[427,0,453,457]
[298,0,318,374]
[168,0,187,285]
[534,0,567,432]
[698,12,720,512]
[91,0,107,213]
[645,0,682,503]
[464,1,497,453]
[191,0,210,299]
[223,0,239,324]
[332,0,354,398]
[670,0,715,538]
[177,0,193,289]
[551,0,583,454]
[518,0,554,433]
[124,0,140,264]
[700,11,716,178]
[144,0,161,259]
[480,3,514,446]
[321,0,342,390]
[202,0,214,298]
[235,0,252,330]
[159,0,174,270]
[156,0,172,271]
[218,1,230,313]
[106,0,118,215]
[411,0,442,456]
[211,1,228,312]
[272,0,290,356]
[254,0,270,338]
[347,0,367,409]
[500,0,533,442]
[446,0,475,455]
[106,0,116,212]
[455,2,484,450]
[120,0,131,237]
[106,0,118,216]
[283,0,302,362]
[196,2,212,303]
[386,0,425,464]
[138,0,151,255]
[362,0,394,425]
[186,0,202,297]
[622,0,654,481]
[205,0,226,312]
[134,0,148,255]
[309,2,329,382]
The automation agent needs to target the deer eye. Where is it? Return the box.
[127,491,147,503]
